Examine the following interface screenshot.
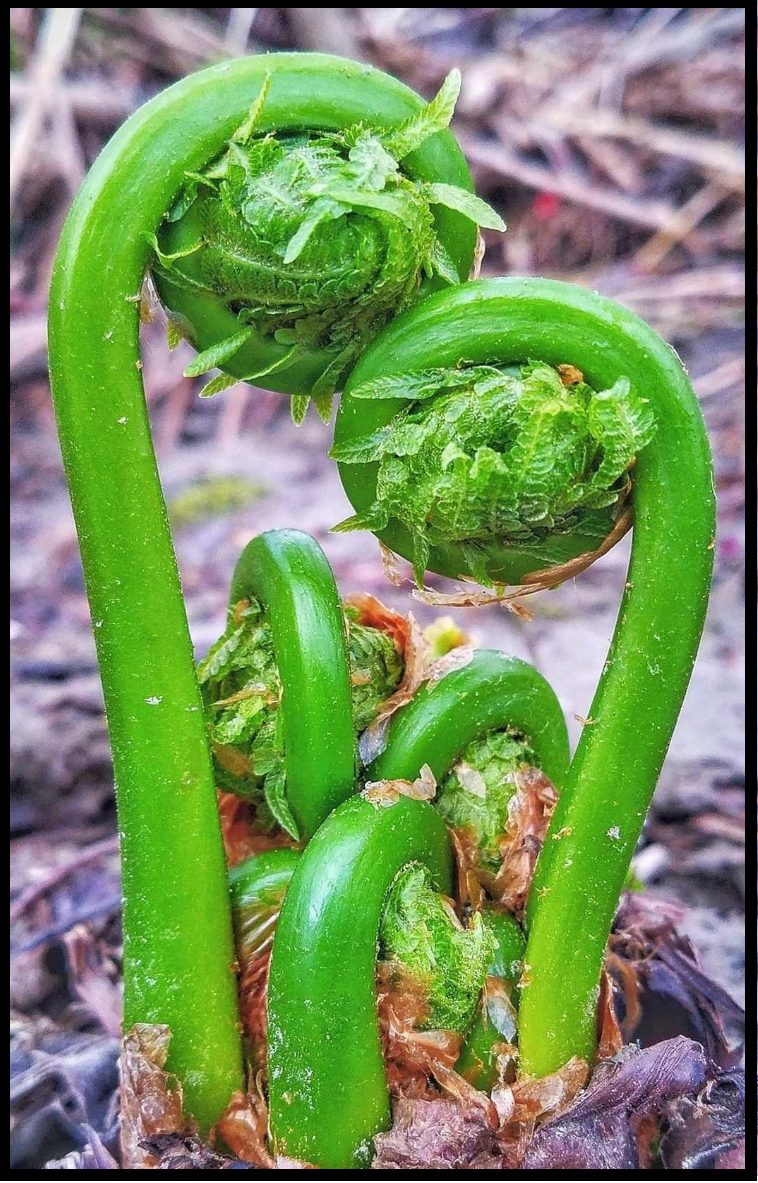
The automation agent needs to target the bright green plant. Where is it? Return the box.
[199,528,402,840]
[46,52,487,1131]
[333,276,715,1076]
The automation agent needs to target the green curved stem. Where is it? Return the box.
[267,793,453,1168]
[228,530,355,839]
[334,277,715,1076]
[456,908,526,1090]
[368,648,569,788]
[46,53,474,1129]
[229,847,301,965]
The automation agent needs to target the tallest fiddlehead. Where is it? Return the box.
[46,53,486,1131]
[333,277,716,1076]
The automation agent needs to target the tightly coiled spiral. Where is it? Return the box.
[153,71,503,420]
[333,359,656,583]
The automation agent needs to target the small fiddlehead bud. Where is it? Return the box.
[152,65,502,420]
[379,864,495,1033]
[199,529,403,840]
[433,730,539,873]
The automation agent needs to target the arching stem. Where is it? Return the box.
[267,793,454,1168]
[333,277,715,1077]
[368,648,569,789]
[228,530,356,839]
[47,53,474,1129]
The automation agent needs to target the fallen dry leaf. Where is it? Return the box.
[520,1037,714,1170]
[373,1096,502,1170]
[610,891,744,1067]
[62,924,122,1037]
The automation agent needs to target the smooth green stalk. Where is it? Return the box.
[267,793,454,1168]
[46,53,476,1127]
[334,277,715,1075]
[210,529,356,840]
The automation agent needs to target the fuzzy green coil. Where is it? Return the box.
[197,595,402,836]
[153,70,503,420]
[380,864,495,1032]
[434,729,536,871]
[333,360,655,582]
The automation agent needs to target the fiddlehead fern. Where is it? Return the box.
[150,62,499,421]
[368,648,569,789]
[379,862,495,1033]
[267,647,568,1166]
[199,529,402,840]
[333,276,716,1077]
[267,793,454,1168]
[333,360,653,584]
[47,53,484,1130]
[151,62,502,420]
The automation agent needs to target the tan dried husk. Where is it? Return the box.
[119,1024,192,1169]
[492,1056,590,1160]
[426,643,475,687]
[386,504,634,613]
[605,947,644,1038]
[462,766,559,918]
[363,763,437,808]
[353,596,473,765]
[345,591,411,654]
[412,581,536,620]
[377,961,497,1125]
[238,948,273,1072]
[597,968,625,1060]
[120,1025,277,1169]
[214,1073,275,1168]
[448,825,486,914]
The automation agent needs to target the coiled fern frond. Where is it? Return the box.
[333,360,655,583]
[153,71,503,421]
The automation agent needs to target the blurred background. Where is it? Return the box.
[10,8,744,1169]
